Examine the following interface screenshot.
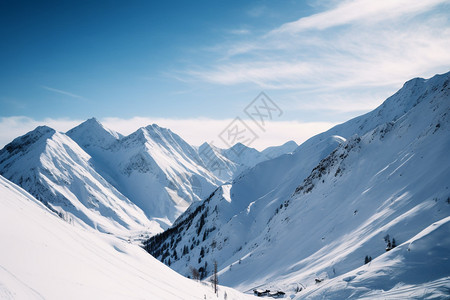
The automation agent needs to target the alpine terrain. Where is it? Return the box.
[0,117,294,237]
[0,174,253,300]
[2,0,448,299]
[145,72,450,299]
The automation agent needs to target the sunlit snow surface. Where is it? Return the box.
[1,72,449,299]
[147,72,450,299]
[0,175,254,300]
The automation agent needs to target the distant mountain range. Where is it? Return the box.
[0,117,296,237]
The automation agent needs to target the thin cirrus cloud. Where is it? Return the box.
[270,0,447,34]
[41,85,86,100]
[181,0,450,113]
[228,29,251,35]
[0,116,337,151]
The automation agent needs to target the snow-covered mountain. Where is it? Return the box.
[197,141,297,182]
[0,126,158,237]
[145,72,450,299]
[198,142,239,182]
[261,140,298,159]
[68,120,220,226]
[66,117,122,150]
[0,175,253,300]
[0,115,295,238]
[67,118,296,225]
[221,143,266,171]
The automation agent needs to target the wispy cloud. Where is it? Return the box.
[178,0,450,114]
[228,29,251,35]
[0,116,337,151]
[41,86,86,100]
[271,0,447,34]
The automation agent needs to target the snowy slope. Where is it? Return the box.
[0,116,293,239]
[221,143,267,172]
[0,126,159,237]
[146,133,344,273]
[299,216,450,299]
[0,175,254,300]
[261,140,298,159]
[198,141,297,182]
[198,142,240,182]
[68,121,220,226]
[66,117,122,150]
[145,72,450,298]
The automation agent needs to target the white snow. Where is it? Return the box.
[198,141,296,183]
[0,116,294,240]
[299,217,450,299]
[146,71,450,299]
[0,126,158,238]
[261,140,298,160]
[1,71,449,299]
[68,121,222,224]
[0,175,254,300]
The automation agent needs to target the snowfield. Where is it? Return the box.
[299,216,450,299]
[0,175,254,300]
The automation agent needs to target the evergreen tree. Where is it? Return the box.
[190,266,200,280]
[199,267,205,280]
[173,249,178,260]
[211,260,219,294]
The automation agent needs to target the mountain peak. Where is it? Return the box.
[34,125,55,134]
[143,124,174,136]
[85,117,101,125]
[229,142,255,152]
[262,140,298,159]
[67,118,120,149]
[70,117,103,131]
[1,125,56,155]
[199,142,215,153]
[122,124,180,151]
[199,141,210,148]
[283,140,298,147]
[146,123,161,129]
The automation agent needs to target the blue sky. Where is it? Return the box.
[1,0,449,149]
